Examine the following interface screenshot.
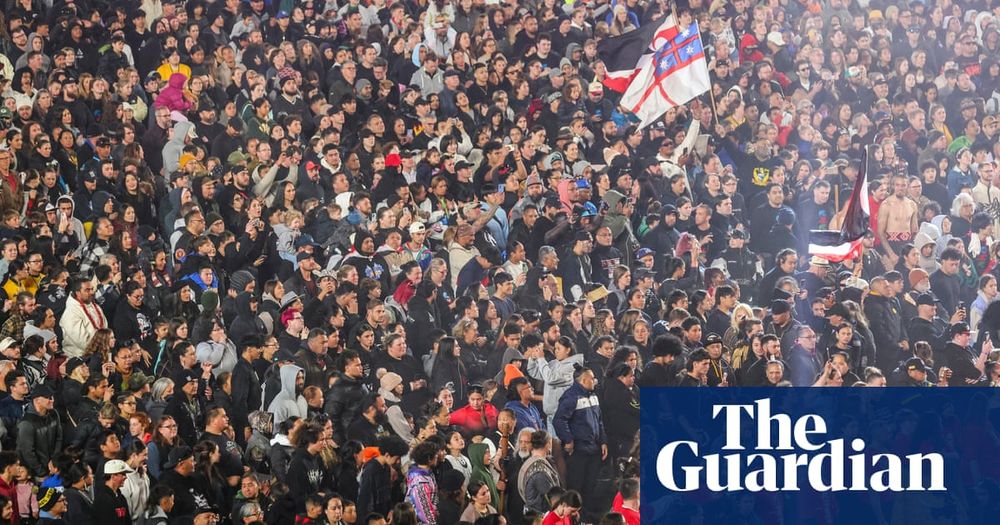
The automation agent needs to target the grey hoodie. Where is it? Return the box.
[268,364,307,426]
[162,120,194,175]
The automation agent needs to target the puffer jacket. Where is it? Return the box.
[552,382,606,455]
[324,372,370,444]
[16,405,63,478]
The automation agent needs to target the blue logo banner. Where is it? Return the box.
[640,388,1000,525]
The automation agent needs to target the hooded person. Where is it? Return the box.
[914,227,941,274]
[162,119,196,175]
[55,195,87,258]
[468,441,500,508]
[154,73,193,113]
[230,291,266,340]
[601,190,639,267]
[340,230,392,292]
[268,364,308,427]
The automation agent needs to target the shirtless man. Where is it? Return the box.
[877,174,919,266]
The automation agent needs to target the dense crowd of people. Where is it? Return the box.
[0,0,999,523]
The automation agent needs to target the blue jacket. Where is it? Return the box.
[553,382,606,454]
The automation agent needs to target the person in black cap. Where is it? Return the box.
[558,231,593,302]
[763,298,802,356]
[940,322,988,386]
[16,383,60,479]
[896,357,941,387]
[907,293,955,352]
[158,446,208,518]
[703,333,732,387]
[638,334,684,387]
[163,369,206,446]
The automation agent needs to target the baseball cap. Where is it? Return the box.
[635,248,655,259]
[705,333,723,346]
[409,222,426,234]
[949,322,971,336]
[104,459,135,475]
[905,357,928,373]
[915,293,937,306]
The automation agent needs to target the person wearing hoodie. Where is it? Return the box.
[340,230,391,293]
[161,119,195,175]
[230,292,266,341]
[526,336,586,421]
[153,73,193,114]
[267,364,307,427]
[601,190,639,268]
[54,195,86,258]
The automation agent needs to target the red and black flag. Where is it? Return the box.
[808,152,871,262]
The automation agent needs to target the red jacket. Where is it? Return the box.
[449,404,499,437]
[0,477,20,525]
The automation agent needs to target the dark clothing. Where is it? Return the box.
[601,378,639,459]
[864,293,908,370]
[92,484,130,525]
[324,372,370,444]
[940,342,984,386]
[930,269,961,316]
[357,459,394,518]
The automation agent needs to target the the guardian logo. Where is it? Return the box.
[656,399,946,492]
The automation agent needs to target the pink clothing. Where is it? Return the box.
[153,73,192,113]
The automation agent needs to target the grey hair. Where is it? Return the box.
[151,377,174,402]
[538,245,556,260]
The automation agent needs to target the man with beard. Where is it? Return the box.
[509,205,545,268]
[502,426,535,519]
[59,74,94,136]
[193,101,225,153]
[511,174,547,222]
[272,75,307,119]
[346,394,390,446]
[60,278,107,358]
[267,364,307,427]
[113,281,153,345]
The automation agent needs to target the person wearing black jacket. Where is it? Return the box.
[940,323,987,386]
[930,248,964,317]
[163,369,207,447]
[864,276,909,371]
[324,351,371,445]
[406,281,440,360]
[356,436,408,519]
[231,337,263,448]
[295,328,336,390]
[92,459,132,525]
[907,293,957,352]
[601,363,638,462]
[373,333,431,414]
